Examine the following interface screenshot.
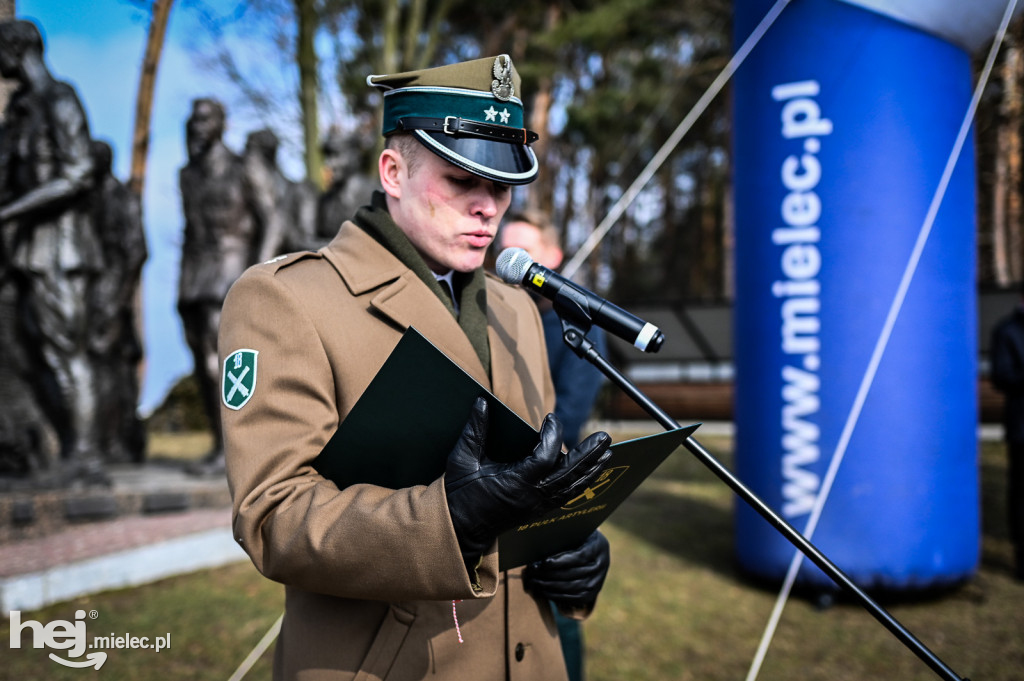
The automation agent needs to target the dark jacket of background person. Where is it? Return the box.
[989,301,1024,579]
[542,307,607,448]
[991,305,1024,444]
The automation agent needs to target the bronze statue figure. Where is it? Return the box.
[315,126,378,242]
[0,19,106,485]
[243,127,319,254]
[89,139,147,464]
[178,98,267,474]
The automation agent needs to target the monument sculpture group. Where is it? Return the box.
[0,20,144,485]
[0,18,378,485]
[178,102,377,475]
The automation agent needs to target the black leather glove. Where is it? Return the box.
[445,397,612,573]
[524,530,610,611]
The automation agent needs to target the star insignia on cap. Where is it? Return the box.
[484,106,498,121]
[499,108,511,124]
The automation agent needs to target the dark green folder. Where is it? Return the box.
[495,424,697,570]
[313,326,700,570]
[313,327,538,490]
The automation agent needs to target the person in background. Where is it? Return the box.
[497,210,609,681]
[989,282,1024,581]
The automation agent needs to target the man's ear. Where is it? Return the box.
[547,245,565,270]
[379,148,403,199]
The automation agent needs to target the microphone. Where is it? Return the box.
[495,247,664,353]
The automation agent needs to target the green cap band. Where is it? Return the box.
[381,87,525,136]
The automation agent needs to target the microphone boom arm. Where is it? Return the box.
[555,314,968,681]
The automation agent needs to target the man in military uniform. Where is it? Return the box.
[0,20,105,484]
[220,55,614,680]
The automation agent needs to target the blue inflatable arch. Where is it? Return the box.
[732,0,1023,590]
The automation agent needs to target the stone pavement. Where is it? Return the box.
[0,463,244,615]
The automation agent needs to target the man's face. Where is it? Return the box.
[498,221,563,270]
[387,147,512,273]
[186,102,224,160]
[499,221,545,264]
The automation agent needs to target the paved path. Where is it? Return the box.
[0,507,233,579]
[0,465,243,615]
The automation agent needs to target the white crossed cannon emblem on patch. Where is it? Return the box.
[226,365,250,401]
[223,349,258,410]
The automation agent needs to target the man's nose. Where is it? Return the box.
[471,188,500,219]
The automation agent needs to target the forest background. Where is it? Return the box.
[4,0,1024,413]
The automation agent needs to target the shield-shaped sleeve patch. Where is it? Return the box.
[222,349,259,410]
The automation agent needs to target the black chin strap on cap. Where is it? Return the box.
[398,116,539,146]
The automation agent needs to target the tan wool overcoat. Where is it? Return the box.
[219,220,566,681]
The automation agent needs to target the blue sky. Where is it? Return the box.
[15,1,266,414]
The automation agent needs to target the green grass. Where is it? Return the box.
[586,435,1024,681]
[145,430,215,462]
[3,432,1022,680]
[0,562,284,681]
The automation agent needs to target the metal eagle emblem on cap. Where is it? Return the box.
[491,54,514,101]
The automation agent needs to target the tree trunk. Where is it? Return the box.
[1007,37,1023,284]
[994,136,1010,286]
[699,160,724,302]
[0,0,14,117]
[415,0,453,70]
[295,0,323,190]
[721,172,735,300]
[403,0,425,69]
[129,0,174,197]
[660,161,680,298]
[381,0,400,74]
[526,78,553,215]
[993,34,1024,286]
[525,5,561,217]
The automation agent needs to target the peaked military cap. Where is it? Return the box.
[367,55,539,185]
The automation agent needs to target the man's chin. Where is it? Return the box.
[446,251,488,274]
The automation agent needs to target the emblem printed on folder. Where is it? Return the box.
[223,349,259,410]
[562,466,628,510]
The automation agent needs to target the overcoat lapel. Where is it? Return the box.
[321,222,492,389]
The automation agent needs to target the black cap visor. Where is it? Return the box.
[414,130,538,185]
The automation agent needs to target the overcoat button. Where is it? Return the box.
[515,643,525,661]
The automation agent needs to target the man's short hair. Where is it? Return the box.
[0,20,44,59]
[385,133,425,176]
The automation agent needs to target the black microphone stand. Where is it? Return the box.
[553,302,969,681]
